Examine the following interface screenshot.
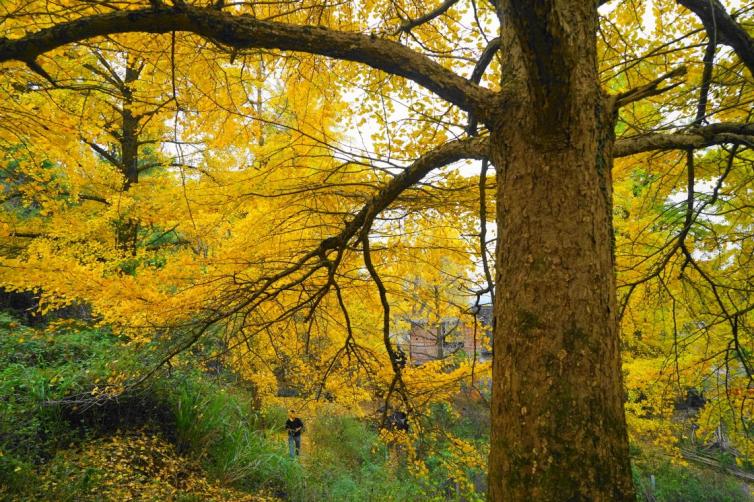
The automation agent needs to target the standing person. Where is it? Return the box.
[285,409,304,457]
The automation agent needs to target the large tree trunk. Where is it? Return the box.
[488,1,634,499]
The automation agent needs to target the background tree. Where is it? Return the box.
[1,0,754,500]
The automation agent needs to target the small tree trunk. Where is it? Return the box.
[114,58,141,256]
[488,1,634,499]
[115,102,140,256]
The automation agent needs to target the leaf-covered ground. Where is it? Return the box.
[24,432,276,501]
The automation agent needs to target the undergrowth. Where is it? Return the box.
[0,312,427,501]
[2,311,748,501]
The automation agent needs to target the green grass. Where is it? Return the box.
[171,376,304,494]
[169,379,425,501]
[632,450,751,502]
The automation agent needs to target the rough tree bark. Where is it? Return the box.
[488,1,634,499]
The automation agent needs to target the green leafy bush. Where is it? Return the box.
[0,314,118,462]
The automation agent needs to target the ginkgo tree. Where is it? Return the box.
[1,0,754,500]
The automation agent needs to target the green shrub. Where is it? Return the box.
[0,315,119,464]
[0,451,36,497]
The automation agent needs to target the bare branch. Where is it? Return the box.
[694,39,716,125]
[83,139,121,169]
[25,59,56,85]
[478,158,494,307]
[333,136,488,251]
[679,149,695,273]
[362,232,413,423]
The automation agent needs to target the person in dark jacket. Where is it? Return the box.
[285,409,304,457]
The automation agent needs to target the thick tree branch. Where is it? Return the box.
[0,189,108,205]
[614,123,754,157]
[467,37,500,134]
[0,5,497,120]
[7,232,43,239]
[470,37,502,84]
[79,194,109,204]
[677,0,754,75]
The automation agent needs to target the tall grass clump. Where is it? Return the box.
[632,448,750,502]
[170,376,304,497]
[301,409,424,501]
